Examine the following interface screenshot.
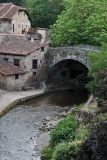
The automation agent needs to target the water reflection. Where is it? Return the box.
[22,88,89,107]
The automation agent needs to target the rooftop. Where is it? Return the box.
[0,3,31,21]
[28,28,37,34]
[0,60,27,75]
[0,39,50,55]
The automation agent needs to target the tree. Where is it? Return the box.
[26,0,63,28]
[86,44,107,93]
[50,0,107,47]
[0,0,23,6]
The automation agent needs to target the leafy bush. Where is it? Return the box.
[50,114,78,147]
[53,142,79,160]
[77,121,107,160]
[86,48,107,94]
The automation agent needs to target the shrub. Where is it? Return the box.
[41,146,54,160]
[53,142,79,160]
[75,125,88,142]
[50,114,78,147]
[77,121,107,160]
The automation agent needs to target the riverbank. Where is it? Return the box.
[40,95,97,160]
[0,88,45,117]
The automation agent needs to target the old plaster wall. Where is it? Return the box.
[0,20,11,33]
[25,45,48,88]
[11,10,29,34]
[37,28,49,41]
[6,74,27,91]
[0,34,27,44]
[0,73,7,90]
[0,44,49,90]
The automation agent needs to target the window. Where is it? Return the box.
[13,24,14,32]
[40,60,42,63]
[32,59,37,69]
[14,59,20,66]
[15,74,19,79]
[41,47,44,51]
[33,72,36,76]
[4,58,8,62]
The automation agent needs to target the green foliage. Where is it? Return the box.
[50,114,78,147]
[75,103,85,111]
[0,0,23,6]
[77,121,107,160]
[50,0,107,47]
[45,65,51,73]
[41,146,54,160]
[26,0,63,28]
[75,125,88,142]
[86,47,107,93]
[53,142,79,160]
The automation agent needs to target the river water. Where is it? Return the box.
[0,89,88,160]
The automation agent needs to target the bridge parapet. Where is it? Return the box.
[46,46,99,69]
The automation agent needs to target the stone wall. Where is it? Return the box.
[45,45,99,89]
[0,11,30,34]
[0,34,27,44]
[11,10,29,34]
[0,44,49,90]
[46,46,99,69]
[0,20,11,33]
[6,74,27,91]
[0,73,7,90]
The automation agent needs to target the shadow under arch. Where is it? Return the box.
[45,59,89,89]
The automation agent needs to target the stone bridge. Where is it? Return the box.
[45,46,99,89]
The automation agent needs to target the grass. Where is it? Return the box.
[41,146,54,160]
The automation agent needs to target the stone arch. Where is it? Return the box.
[45,46,99,89]
[51,56,89,69]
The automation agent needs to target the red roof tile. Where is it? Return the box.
[28,28,37,34]
[0,3,31,21]
[0,39,50,55]
[0,60,27,75]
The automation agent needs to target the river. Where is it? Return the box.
[0,89,88,160]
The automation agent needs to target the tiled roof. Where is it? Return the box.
[0,39,50,55]
[0,3,31,21]
[28,28,37,34]
[0,60,27,75]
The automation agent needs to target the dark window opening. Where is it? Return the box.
[40,60,42,63]
[41,47,44,51]
[70,70,83,79]
[14,59,20,66]
[33,72,36,76]
[15,74,19,79]
[13,24,14,32]
[4,58,8,62]
[32,59,37,69]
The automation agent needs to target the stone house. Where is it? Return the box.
[0,37,50,90]
[0,3,31,34]
[0,3,50,91]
